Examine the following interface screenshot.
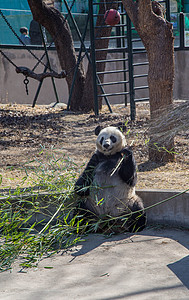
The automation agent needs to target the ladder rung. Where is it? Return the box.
[134,74,148,78]
[133,50,147,54]
[97,69,128,75]
[135,98,149,102]
[95,35,127,40]
[95,24,127,29]
[95,47,127,52]
[98,80,129,86]
[133,62,149,66]
[96,58,128,63]
[98,92,130,97]
[134,86,149,90]
[132,39,142,43]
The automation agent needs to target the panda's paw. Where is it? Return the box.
[121,147,132,158]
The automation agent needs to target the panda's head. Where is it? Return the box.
[95,125,126,156]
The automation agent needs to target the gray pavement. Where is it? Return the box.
[1,228,189,300]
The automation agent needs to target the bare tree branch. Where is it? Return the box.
[16,66,67,81]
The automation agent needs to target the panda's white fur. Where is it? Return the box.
[89,165,136,217]
[75,125,146,232]
[96,126,126,155]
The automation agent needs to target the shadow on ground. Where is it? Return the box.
[71,227,189,290]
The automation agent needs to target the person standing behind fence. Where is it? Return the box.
[19,27,31,45]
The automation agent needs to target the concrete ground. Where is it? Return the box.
[1,228,189,300]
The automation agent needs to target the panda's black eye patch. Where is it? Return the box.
[110,135,117,143]
[100,137,104,145]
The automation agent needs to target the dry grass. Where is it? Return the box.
[0,102,188,190]
[150,101,189,143]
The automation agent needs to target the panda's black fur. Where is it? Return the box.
[74,125,146,233]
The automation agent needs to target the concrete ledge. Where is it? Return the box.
[0,190,74,225]
[137,189,189,228]
[1,189,189,228]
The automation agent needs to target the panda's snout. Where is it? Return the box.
[103,143,110,149]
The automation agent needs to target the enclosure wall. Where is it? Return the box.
[0,49,188,105]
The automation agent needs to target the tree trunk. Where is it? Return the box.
[27,0,86,111]
[122,0,175,162]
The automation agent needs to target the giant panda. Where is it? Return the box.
[74,125,146,232]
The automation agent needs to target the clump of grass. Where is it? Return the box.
[0,148,88,272]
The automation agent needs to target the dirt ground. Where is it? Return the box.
[0,102,188,190]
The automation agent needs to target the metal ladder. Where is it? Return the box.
[89,0,170,120]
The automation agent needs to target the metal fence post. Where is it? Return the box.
[165,0,171,21]
[126,15,135,121]
[179,12,185,49]
[88,0,99,116]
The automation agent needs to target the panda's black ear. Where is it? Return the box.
[95,125,102,136]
